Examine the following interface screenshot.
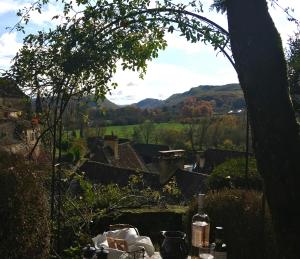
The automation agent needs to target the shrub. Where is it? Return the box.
[61,139,71,151]
[72,130,77,138]
[93,183,130,210]
[61,152,74,163]
[71,139,87,162]
[207,157,263,190]
[187,189,279,259]
[0,152,50,258]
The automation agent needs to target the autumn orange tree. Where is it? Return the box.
[181,96,213,150]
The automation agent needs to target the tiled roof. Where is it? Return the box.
[0,78,27,98]
[87,139,148,172]
[90,148,109,163]
[133,143,169,163]
[174,170,208,198]
[108,143,148,171]
[79,160,208,199]
[79,161,158,187]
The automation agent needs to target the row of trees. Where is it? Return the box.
[128,114,247,151]
[66,96,219,127]
[2,0,300,257]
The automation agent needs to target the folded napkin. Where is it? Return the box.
[92,228,155,259]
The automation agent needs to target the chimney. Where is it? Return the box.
[158,149,185,184]
[104,134,119,159]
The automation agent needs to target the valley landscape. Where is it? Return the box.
[1,0,300,258]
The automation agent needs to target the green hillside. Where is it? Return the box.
[164,83,245,112]
[81,95,119,110]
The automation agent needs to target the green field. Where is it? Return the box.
[66,122,187,139]
[105,122,187,138]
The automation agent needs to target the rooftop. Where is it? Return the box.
[0,78,27,98]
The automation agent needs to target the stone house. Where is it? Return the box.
[0,78,43,160]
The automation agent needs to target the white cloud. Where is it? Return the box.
[0,0,65,27]
[0,32,22,69]
[28,3,63,26]
[108,57,238,105]
[268,0,300,45]
[165,32,206,54]
[0,0,25,14]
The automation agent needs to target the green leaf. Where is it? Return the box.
[168,25,174,33]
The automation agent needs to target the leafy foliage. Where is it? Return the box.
[287,33,300,113]
[0,152,50,258]
[56,169,183,255]
[132,119,156,144]
[187,189,279,259]
[210,0,227,14]
[182,96,213,118]
[207,157,263,190]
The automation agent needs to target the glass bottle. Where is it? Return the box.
[191,194,210,258]
[213,226,227,259]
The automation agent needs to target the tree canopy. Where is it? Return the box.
[3,0,300,257]
[287,33,300,114]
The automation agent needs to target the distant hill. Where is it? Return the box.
[134,98,164,109]
[31,95,119,113]
[134,84,245,112]
[164,83,242,106]
[80,96,119,110]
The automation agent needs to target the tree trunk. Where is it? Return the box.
[226,0,300,257]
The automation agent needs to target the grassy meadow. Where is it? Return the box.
[65,122,187,139]
[105,122,187,138]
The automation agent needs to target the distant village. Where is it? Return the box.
[0,78,248,198]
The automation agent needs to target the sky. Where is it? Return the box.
[0,0,299,105]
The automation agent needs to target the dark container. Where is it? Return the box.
[95,246,109,259]
[82,244,96,259]
[160,231,189,259]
